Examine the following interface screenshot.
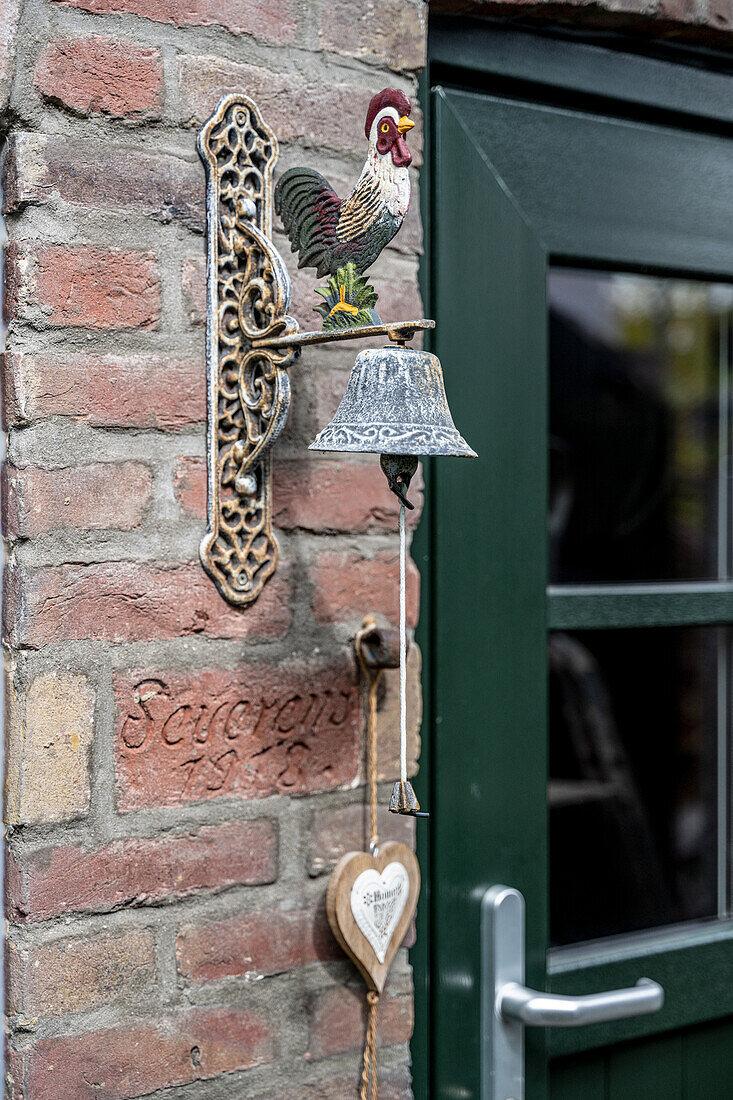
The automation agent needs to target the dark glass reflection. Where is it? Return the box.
[549,271,733,584]
[549,626,720,947]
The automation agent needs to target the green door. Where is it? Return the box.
[415,24,733,1100]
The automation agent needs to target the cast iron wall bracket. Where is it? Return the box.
[198,94,432,606]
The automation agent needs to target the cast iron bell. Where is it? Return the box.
[310,345,476,459]
[310,345,475,509]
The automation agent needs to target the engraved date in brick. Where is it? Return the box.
[114,661,360,811]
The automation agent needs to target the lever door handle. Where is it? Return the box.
[481,886,665,1100]
[499,977,664,1027]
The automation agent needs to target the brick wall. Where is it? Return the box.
[0,0,425,1096]
[3,0,732,1097]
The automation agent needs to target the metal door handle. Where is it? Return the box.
[499,977,663,1027]
[481,886,664,1100]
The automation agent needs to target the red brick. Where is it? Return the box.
[5,1044,24,1100]
[4,462,152,538]
[275,459,423,532]
[307,804,415,878]
[1,351,204,431]
[3,240,21,328]
[308,984,413,1060]
[174,456,206,516]
[7,819,276,923]
[371,274,424,324]
[178,57,370,154]
[317,0,426,70]
[4,560,291,647]
[7,928,156,1017]
[174,455,423,532]
[3,133,204,232]
[311,551,419,628]
[34,35,162,119]
[177,902,339,982]
[182,254,205,325]
[53,0,296,43]
[257,1065,413,1100]
[5,244,160,330]
[35,245,159,329]
[0,0,20,111]
[25,1006,274,1099]
[114,659,359,811]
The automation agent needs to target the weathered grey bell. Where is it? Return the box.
[309,346,476,458]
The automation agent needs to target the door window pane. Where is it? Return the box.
[549,626,722,947]
[549,270,733,585]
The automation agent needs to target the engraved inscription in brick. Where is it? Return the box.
[114,662,360,811]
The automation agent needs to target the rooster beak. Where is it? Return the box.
[397,116,415,135]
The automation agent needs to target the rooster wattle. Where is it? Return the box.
[274,88,415,328]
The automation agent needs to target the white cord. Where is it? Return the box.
[399,502,407,785]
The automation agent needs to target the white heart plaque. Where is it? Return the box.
[350,861,410,964]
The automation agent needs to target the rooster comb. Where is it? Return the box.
[365,88,412,140]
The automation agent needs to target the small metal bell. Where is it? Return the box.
[309,346,476,460]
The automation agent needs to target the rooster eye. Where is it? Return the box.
[381,122,390,133]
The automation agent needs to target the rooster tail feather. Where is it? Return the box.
[275,167,341,278]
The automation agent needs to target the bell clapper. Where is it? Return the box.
[380,453,418,510]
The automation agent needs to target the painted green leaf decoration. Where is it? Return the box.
[314,262,381,330]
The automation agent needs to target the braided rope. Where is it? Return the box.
[360,991,380,1100]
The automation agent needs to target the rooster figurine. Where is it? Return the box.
[275,88,415,330]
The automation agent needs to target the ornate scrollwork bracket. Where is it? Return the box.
[198,94,299,605]
[198,94,433,606]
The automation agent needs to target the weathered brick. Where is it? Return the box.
[174,455,423,532]
[34,35,162,119]
[1,352,204,431]
[307,804,415,878]
[311,551,419,628]
[256,1065,413,1100]
[7,928,156,1018]
[3,240,21,328]
[3,133,204,232]
[177,902,339,982]
[274,459,424,533]
[308,983,413,1060]
[372,274,424,322]
[53,0,297,43]
[114,659,359,811]
[7,819,276,923]
[25,1007,275,1099]
[42,246,159,329]
[5,244,160,330]
[5,671,94,825]
[178,57,369,153]
[317,0,426,70]
[182,254,206,325]
[173,456,206,517]
[0,0,20,111]
[4,560,291,647]
[5,1045,25,1100]
[3,462,152,538]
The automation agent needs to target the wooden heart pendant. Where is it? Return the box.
[326,841,420,993]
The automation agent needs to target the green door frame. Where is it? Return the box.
[412,22,733,1100]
